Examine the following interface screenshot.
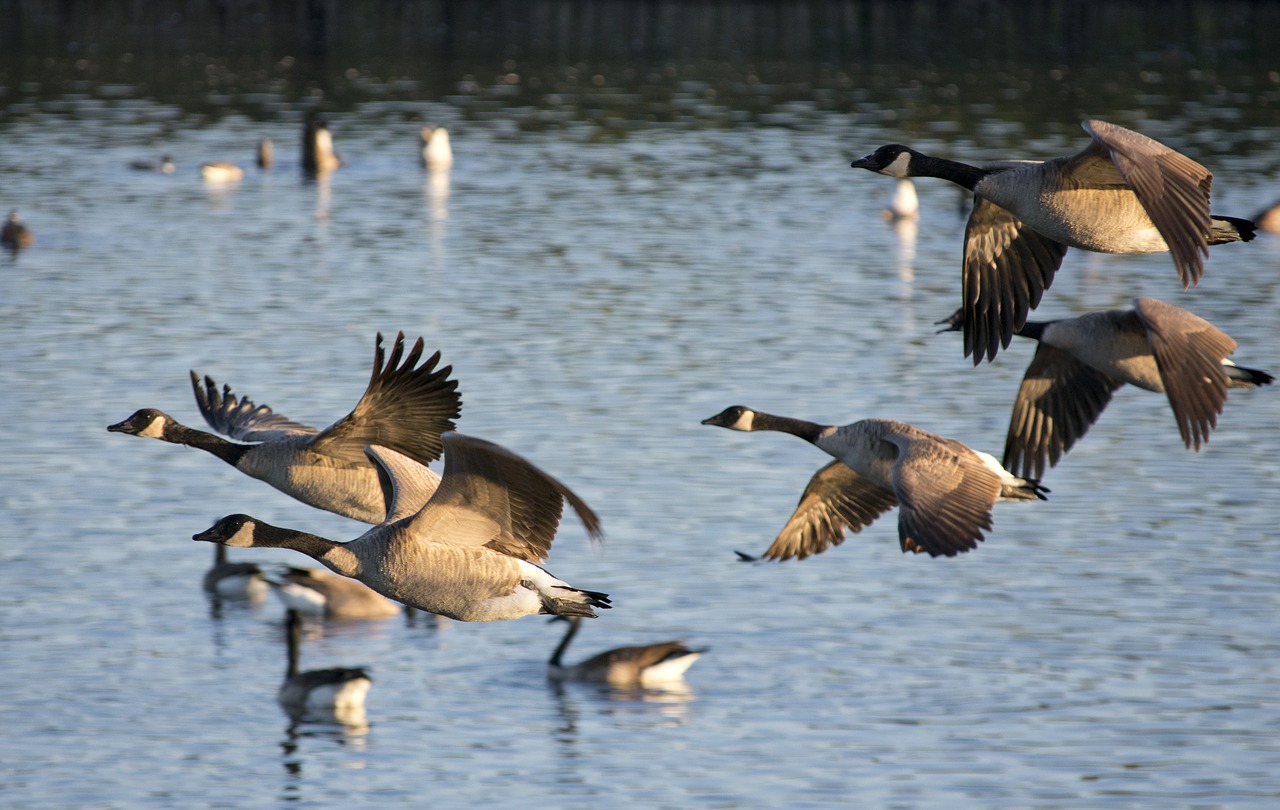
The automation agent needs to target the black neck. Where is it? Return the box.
[548,617,581,667]
[910,152,989,191]
[1015,320,1049,341]
[166,422,248,466]
[285,610,302,679]
[751,411,827,444]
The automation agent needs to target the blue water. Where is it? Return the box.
[2,71,1280,808]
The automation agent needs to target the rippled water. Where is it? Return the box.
[3,11,1280,808]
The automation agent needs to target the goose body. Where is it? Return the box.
[703,407,1046,558]
[200,162,244,182]
[278,609,371,719]
[192,434,611,622]
[941,298,1274,479]
[851,119,1255,363]
[302,120,341,174]
[108,332,460,524]
[882,178,919,221]
[203,543,268,600]
[421,127,453,169]
[547,616,706,687]
[1,210,34,250]
[269,566,403,619]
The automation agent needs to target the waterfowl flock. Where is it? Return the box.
[104,117,1271,726]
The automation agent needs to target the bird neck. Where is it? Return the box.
[249,523,362,579]
[164,422,248,466]
[548,618,581,668]
[285,611,302,679]
[908,152,989,191]
[1014,320,1049,341]
[748,411,828,444]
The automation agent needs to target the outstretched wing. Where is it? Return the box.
[751,461,897,561]
[189,371,318,443]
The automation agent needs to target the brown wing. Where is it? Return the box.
[753,461,897,561]
[962,197,1069,364]
[1002,344,1124,479]
[1082,120,1214,288]
[404,432,602,562]
[310,332,462,465]
[1133,297,1235,450]
[189,371,318,442]
[889,435,1003,557]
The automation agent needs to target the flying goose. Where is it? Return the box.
[702,407,1047,558]
[939,298,1274,479]
[1,210,34,250]
[850,119,1256,364]
[547,616,706,687]
[192,434,611,622]
[268,566,403,619]
[302,119,341,174]
[277,609,372,720]
[421,126,453,170]
[108,332,461,524]
[203,543,269,601]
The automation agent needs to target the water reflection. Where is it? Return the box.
[547,678,697,728]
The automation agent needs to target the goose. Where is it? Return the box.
[1,210,34,250]
[938,298,1274,479]
[129,155,175,174]
[256,138,273,169]
[1252,199,1280,234]
[421,126,453,170]
[547,616,706,687]
[200,162,244,182]
[882,178,919,221]
[702,407,1047,558]
[203,543,269,600]
[302,119,341,174]
[268,566,403,619]
[850,119,1256,364]
[192,434,611,622]
[277,609,372,720]
[108,332,461,524]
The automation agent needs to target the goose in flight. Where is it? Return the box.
[108,332,461,523]
[851,119,1255,363]
[703,407,1046,558]
[193,435,611,622]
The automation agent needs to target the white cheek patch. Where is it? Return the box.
[228,522,256,547]
[138,418,167,439]
[735,410,755,431]
[883,151,912,178]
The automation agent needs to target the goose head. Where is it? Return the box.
[701,405,757,431]
[108,408,175,439]
[194,514,260,548]
[850,144,918,178]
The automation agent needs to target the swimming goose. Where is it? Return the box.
[268,566,403,619]
[547,616,706,687]
[702,407,1047,558]
[421,127,453,169]
[939,298,1274,479]
[278,609,371,719]
[203,543,269,600]
[129,155,175,174]
[256,138,273,170]
[108,332,461,524]
[302,119,341,174]
[882,178,919,221]
[1,210,34,250]
[200,162,244,182]
[851,119,1256,364]
[192,434,611,622]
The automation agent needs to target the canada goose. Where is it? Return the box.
[200,162,244,182]
[192,434,611,622]
[278,609,371,720]
[939,298,1274,479]
[268,566,403,619]
[302,119,341,174]
[421,127,453,169]
[850,120,1256,364]
[702,407,1047,558]
[108,332,461,524]
[1,210,34,250]
[882,178,919,221]
[547,616,706,687]
[203,543,269,600]
[256,138,273,169]
[129,155,175,174]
